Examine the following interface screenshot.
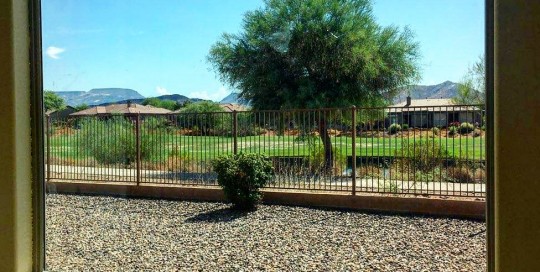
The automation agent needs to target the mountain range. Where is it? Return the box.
[97,94,207,106]
[220,81,462,105]
[219,92,250,106]
[393,80,460,104]
[55,81,462,107]
[55,88,145,106]
[55,89,206,106]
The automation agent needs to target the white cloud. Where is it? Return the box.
[156,86,171,95]
[188,86,230,102]
[46,46,65,59]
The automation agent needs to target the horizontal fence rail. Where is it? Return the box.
[46,105,486,198]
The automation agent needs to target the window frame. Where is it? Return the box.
[27,0,495,271]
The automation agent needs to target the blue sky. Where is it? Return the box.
[42,0,484,101]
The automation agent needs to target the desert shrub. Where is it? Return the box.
[294,133,318,143]
[402,124,409,130]
[308,144,347,175]
[399,137,449,172]
[176,101,231,135]
[413,167,445,183]
[77,116,166,165]
[448,126,458,136]
[212,153,274,210]
[144,116,170,131]
[459,122,474,134]
[431,127,440,136]
[236,126,266,136]
[446,167,474,183]
[163,148,193,172]
[449,121,460,127]
[384,181,399,193]
[387,123,401,135]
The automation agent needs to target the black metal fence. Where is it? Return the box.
[46,105,486,197]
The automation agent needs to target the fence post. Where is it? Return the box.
[135,113,141,186]
[351,106,357,195]
[46,115,51,183]
[233,110,238,155]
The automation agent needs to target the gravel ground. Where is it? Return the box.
[46,194,486,271]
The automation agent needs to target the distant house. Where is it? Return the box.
[46,106,77,121]
[70,102,171,117]
[387,97,483,128]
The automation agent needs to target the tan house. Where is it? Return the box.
[70,102,171,116]
[387,97,483,128]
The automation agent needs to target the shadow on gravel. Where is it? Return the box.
[185,207,251,223]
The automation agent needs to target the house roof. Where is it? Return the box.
[70,103,171,116]
[388,98,479,113]
[45,106,76,116]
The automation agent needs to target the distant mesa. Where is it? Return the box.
[55,88,144,106]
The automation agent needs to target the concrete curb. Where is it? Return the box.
[46,182,485,220]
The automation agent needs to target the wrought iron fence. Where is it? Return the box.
[45,105,486,197]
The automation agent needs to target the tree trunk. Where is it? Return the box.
[318,116,333,174]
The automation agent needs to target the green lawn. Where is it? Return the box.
[48,132,486,162]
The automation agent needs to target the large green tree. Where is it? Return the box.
[178,101,226,135]
[43,90,66,112]
[453,55,485,106]
[208,0,420,171]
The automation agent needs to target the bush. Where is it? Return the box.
[308,145,347,175]
[212,153,274,210]
[144,116,170,131]
[431,127,440,136]
[400,137,449,172]
[387,123,401,135]
[446,167,474,183]
[459,122,474,134]
[77,116,166,165]
[448,126,458,136]
[402,124,409,130]
[449,121,460,127]
[177,101,229,135]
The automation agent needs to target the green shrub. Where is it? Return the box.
[77,116,166,165]
[212,153,274,210]
[387,123,402,135]
[459,122,474,134]
[144,116,170,131]
[431,127,440,136]
[448,126,458,136]
[402,124,409,130]
[446,167,474,183]
[400,137,449,172]
[308,144,347,175]
[413,167,444,183]
[294,133,318,143]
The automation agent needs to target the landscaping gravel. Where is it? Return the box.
[46,194,486,271]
